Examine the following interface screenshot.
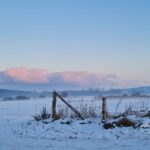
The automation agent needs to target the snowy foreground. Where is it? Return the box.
[0,97,150,150]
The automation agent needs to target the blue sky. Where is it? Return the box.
[0,0,150,89]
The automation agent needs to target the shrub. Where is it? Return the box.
[3,97,14,101]
[116,118,135,127]
[103,117,135,129]
[15,96,30,100]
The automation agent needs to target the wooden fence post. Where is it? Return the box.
[52,91,57,118]
[102,97,107,121]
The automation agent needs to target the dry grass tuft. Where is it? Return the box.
[34,107,51,121]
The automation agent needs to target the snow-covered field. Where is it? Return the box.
[1,96,150,150]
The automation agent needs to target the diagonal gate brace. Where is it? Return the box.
[52,91,84,120]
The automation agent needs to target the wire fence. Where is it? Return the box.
[54,95,150,118]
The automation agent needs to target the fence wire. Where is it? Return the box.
[54,96,150,118]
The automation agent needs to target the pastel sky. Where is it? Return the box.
[0,0,150,90]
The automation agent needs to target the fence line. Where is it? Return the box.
[50,92,150,120]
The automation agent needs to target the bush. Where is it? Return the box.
[116,118,135,127]
[3,97,14,101]
[15,96,30,100]
[103,117,135,129]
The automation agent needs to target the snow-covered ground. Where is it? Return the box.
[0,97,150,150]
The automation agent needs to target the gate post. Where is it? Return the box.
[102,97,107,121]
[52,91,57,118]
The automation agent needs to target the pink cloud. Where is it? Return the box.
[0,67,145,89]
[5,68,49,83]
[57,71,106,87]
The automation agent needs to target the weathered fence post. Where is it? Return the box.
[52,91,57,118]
[102,96,107,121]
